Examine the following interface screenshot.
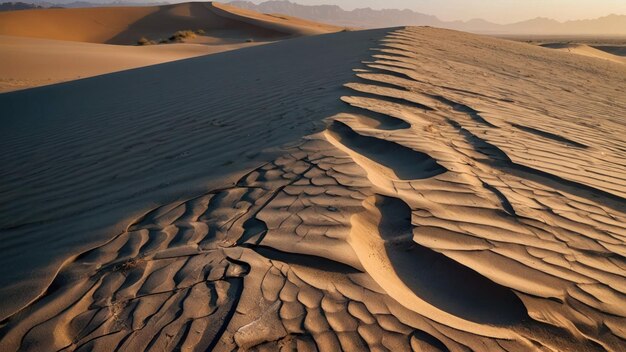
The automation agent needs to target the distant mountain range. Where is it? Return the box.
[227,0,626,36]
[1,0,625,35]
[0,2,43,10]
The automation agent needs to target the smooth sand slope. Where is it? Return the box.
[1,27,626,351]
[0,35,265,93]
[0,2,343,92]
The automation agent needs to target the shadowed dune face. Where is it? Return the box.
[1,24,626,352]
[346,194,530,328]
[593,45,626,56]
[327,120,447,180]
[363,195,529,326]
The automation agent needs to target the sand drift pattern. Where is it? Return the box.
[1,27,625,352]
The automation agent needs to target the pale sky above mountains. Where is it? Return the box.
[227,0,626,24]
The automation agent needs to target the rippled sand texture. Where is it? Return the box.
[1,27,625,352]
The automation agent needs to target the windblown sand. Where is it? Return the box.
[0,26,625,352]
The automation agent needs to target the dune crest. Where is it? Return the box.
[1,26,625,351]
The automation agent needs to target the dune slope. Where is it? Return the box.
[0,35,266,93]
[1,27,625,351]
[0,27,390,322]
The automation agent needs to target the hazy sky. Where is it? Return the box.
[242,0,626,24]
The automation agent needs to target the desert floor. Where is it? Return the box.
[0,20,625,352]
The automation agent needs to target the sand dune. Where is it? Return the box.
[1,25,626,352]
[0,2,341,44]
[0,2,343,92]
[540,43,626,64]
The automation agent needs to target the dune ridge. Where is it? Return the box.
[1,27,625,351]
